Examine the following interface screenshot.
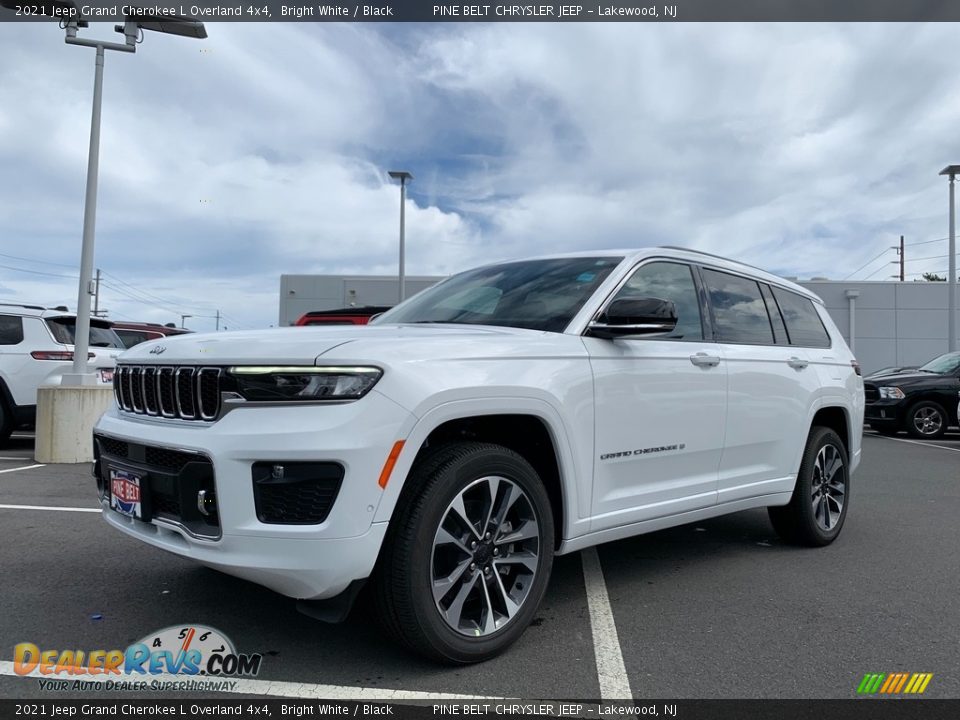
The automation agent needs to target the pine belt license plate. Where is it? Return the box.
[110,468,143,519]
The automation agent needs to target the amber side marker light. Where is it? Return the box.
[378,441,406,489]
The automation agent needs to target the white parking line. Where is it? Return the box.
[581,547,632,700]
[0,464,44,474]
[0,504,100,513]
[0,661,499,701]
[0,456,34,461]
[871,435,960,453]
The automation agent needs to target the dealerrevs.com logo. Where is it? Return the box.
[14,625,263,692]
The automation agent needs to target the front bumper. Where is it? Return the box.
[864,400,905,425]
[93,390,415,599]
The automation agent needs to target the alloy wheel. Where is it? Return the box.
[431,476,540,637]
[811,443,846,532]
[912,407,943,436]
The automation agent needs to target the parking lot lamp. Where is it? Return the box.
[388,171,413,303]
[940,165,960,352]
[19,6,206,385]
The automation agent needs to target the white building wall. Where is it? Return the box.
[800,281,954,373]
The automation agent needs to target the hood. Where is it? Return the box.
[116,324,546,365]
[864,371,942,386]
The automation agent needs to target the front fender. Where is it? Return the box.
[372,396,592,544]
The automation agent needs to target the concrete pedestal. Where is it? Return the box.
[35,385,113,463]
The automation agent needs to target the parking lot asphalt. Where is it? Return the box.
[0,430,957,700]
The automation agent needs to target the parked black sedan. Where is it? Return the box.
[865,352,960,438]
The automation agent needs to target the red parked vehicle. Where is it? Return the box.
[111,322,192,348]
[294,306,392,326]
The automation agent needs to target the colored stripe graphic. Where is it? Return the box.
[904,673,934,694]
[857,672,932,695]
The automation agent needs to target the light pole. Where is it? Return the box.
[940,165,959,352]
[388,170,413,303]
[0,1,206,384]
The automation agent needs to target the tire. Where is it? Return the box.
[768,427,849,547]
[0,402,12,448]
[904,401,948,439]
[373,441,554,663]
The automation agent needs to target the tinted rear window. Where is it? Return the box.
[771,288,831,348]
[46,318,124,348]
[701,269,774,345]
[0,315,24,345]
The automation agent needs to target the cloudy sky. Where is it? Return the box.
[1,22,959,330]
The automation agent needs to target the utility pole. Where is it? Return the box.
[92,268,102,316]
[890,237,905,281]
[899,236,905,282]
[216,309,221,331]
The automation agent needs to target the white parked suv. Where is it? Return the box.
[0,304,122,445]
[94,248,864,662]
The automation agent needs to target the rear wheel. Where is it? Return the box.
[373,442,554,663]
[0,402,12,448]
[905,401,947,439]
[769,427,849,547]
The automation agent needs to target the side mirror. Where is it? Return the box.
[588,297,678,339]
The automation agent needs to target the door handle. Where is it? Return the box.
[787,356,809,370]
[690,352,721,367]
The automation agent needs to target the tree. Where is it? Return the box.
[922,272,946,281]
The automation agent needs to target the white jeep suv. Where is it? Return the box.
[94,248,864,662]
[0,304,122,445]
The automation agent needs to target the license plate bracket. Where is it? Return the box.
[110,468,145,519]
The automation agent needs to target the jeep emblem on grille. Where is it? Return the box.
[149,346,166,355]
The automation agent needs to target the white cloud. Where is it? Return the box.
[1,22,959,328]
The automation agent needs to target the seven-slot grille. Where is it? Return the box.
[114,365,223,421]
[864,382,879,404]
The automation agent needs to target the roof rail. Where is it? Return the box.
[658,245,771,275]
[0,302,46,311]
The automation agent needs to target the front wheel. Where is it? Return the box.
[905,401,948,439]
[769,427,849,547]
[373,442,554,663]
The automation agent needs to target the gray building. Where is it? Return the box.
[801,281,955,373]
[279,274,957,374]
[279,275,441,327]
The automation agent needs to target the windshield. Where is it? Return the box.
[918,352,960,375]
[374,257,624,333]
[46,318,124,348]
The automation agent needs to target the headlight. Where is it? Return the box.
[878,386,905,400]
[227,366,382,401]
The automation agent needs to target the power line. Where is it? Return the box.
[0,262,78,279]
[906,253,952,262]
[863,261,897,281]
[905,237,949,247]
[98,280,188,318]
[100,270,216,316]
[843,247,892,280]
[0,251,78,268]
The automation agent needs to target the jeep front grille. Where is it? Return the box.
[114,365,222,421]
